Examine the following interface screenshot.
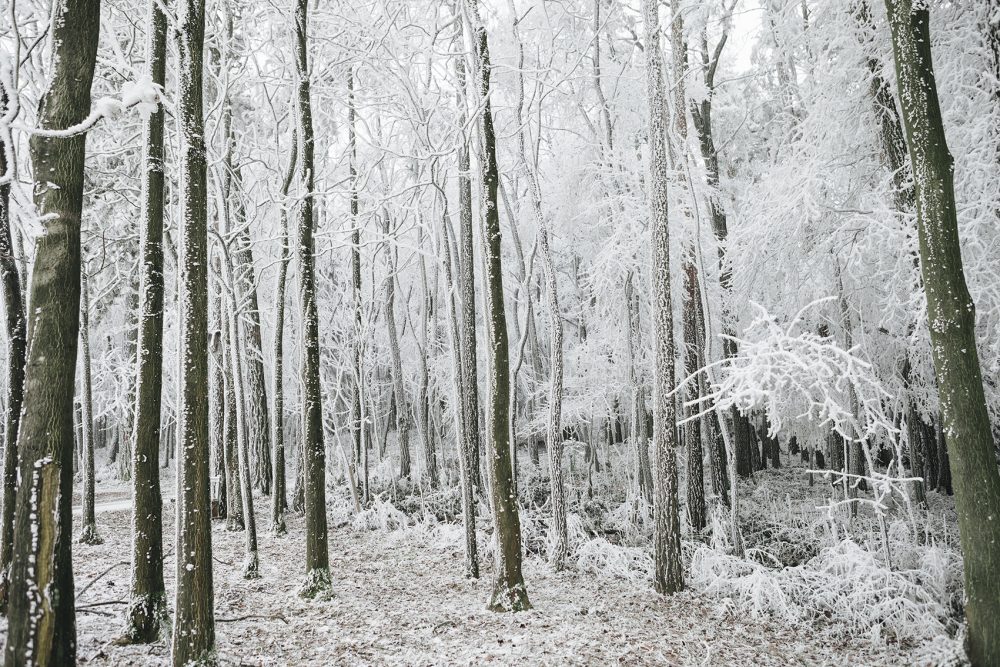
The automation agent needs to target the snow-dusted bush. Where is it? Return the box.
[575,538,652,583]
[690,538,959,645]
[351,498,409,532]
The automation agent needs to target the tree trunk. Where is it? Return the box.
[231,183,272,496]
[271,127,296,535]
[383,215,411,480]
[438,189,478,579]
[4,2,101,663]
[885,3,1000,662]
[121,1,168,641]
[467,0,531,612]
[295,0,331,599]
[455,51,482,496]
[0,82,26,615]
[642,0,683,595]
[222,278,244,532]
[225,287,260,578]
[170,0,216,661]
[78,270,100,545]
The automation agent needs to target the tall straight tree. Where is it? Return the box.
[466,0,531,612]
[171,0,216,662]
[4,1,101,663]
[122,0,168,642]
[271,126,296,535]
[454,49,482,495]
[294,0,332,599]
[0,81,25,615]
[641,0,683,594]
[78,269,100,544]
[885,2,1000,664]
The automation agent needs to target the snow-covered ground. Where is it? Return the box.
[37,462,961,665]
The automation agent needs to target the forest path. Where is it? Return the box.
[58,497,910,666]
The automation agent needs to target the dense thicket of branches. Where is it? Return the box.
[0,0,998,664]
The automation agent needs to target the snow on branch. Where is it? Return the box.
[680,297,896,444]
[16,75,163,139]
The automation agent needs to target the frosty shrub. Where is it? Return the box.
[689,538,957,645]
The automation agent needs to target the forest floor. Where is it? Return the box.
[21,468,941,665]
[13,472,944,665]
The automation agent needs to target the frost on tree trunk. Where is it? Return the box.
[224,285,259,579]
[642,0,683,595]
[688,22,755,481]
[670,9,706,532]
[121,0,168,642]
[78,270,101,545]
[347,67,366,500]
[625,275,653,503]
[211,284,228,519]
[383,213,411,480]
[294,0,332,600]
[507,6,567,571]
[170,0,217,662]
[454,51,482,496]
[885,2,1000,664]
[466,0,531,612]
[438,190,478,579]
[271,126,296,535]
[4,1,101,663]
[0,81,26,615]
[230,176,273,496]
[221,279,244,532]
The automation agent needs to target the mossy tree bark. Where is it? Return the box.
[122,0,168,642]
[170,0,216,662]
[4,1,101,663]
[466,0,531,612]
[885,2,1000,664]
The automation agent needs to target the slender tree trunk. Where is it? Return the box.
[417,226,438,486]
[211,286,227,519]
[467,0,531,612]
[171,0,216,661]
[271,128,296,535]
[231,185,272,496]
[438,190,478,578]
[121,1,168,640]
[4,2,100,663]
[642,0,683,595]
[294,0,331,599]
[383,215,411,480]
[0,82,26,615]
[507,6,566,570]
[225,287,259,578]
[455,51,482,496]
[222,278,244,532]
[348,67,365,499]
[77,271,100,545]
[885,3,1000,663]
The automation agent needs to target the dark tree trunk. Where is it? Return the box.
[0,82,26,615]
[122,0,168,641]
[4,1,101,663]
[295,0,331,599]
[885,3,1000,662]
[468,0,531,612]
[170,0,216,662]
